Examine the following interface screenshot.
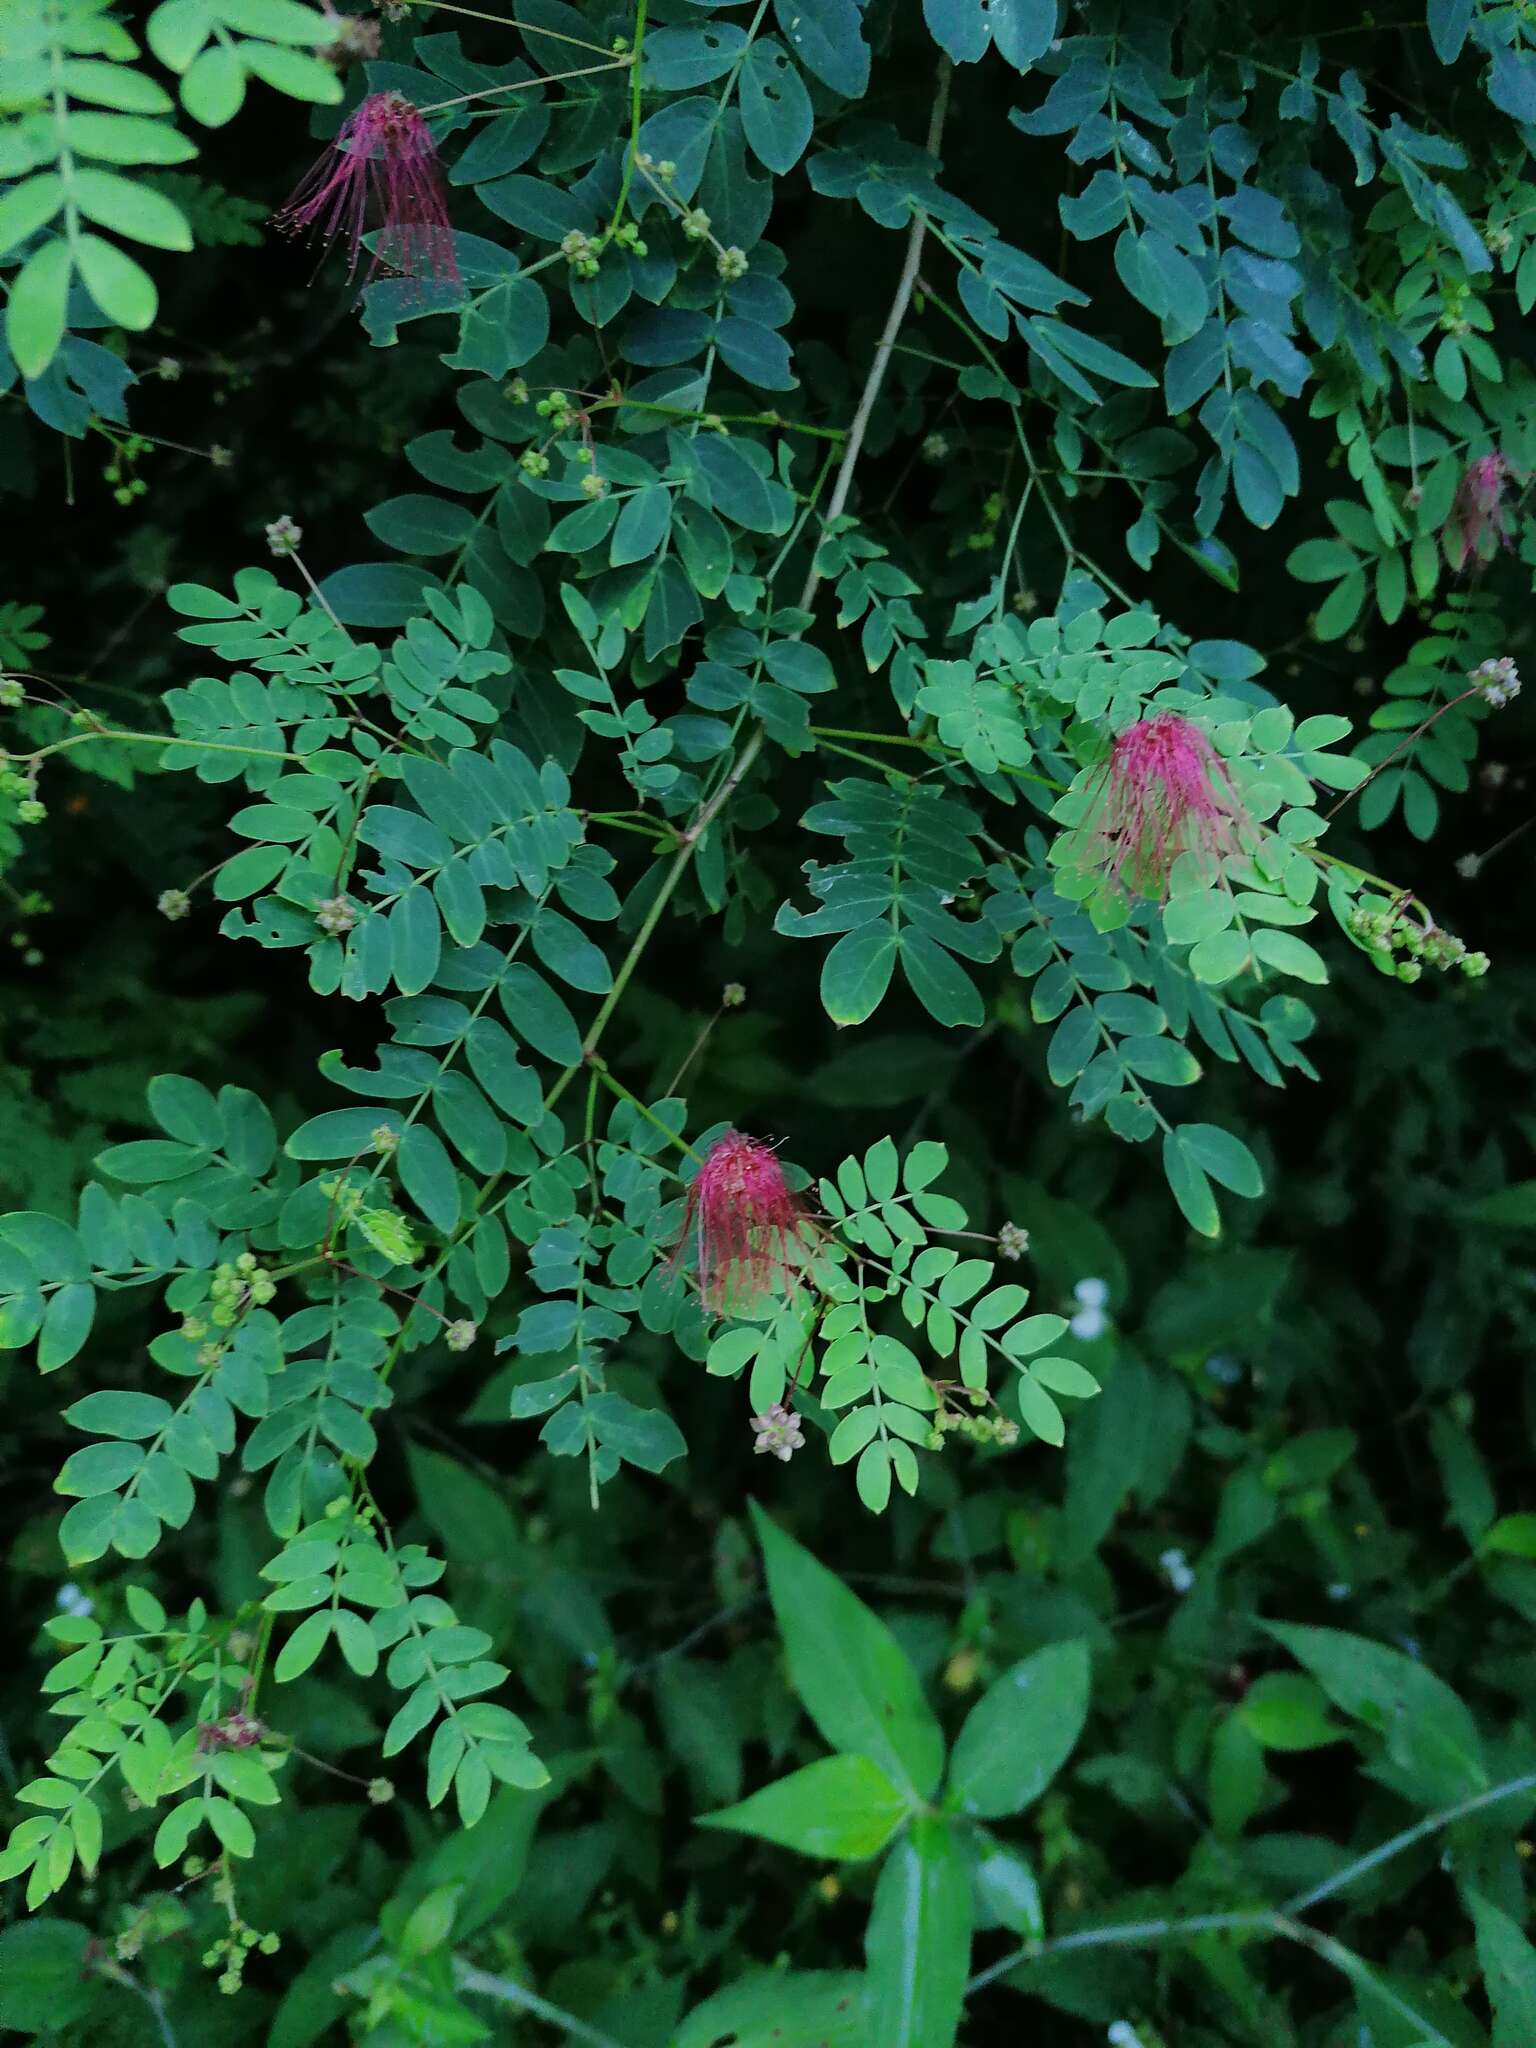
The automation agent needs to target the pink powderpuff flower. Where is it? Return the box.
[673,1132,809,1316]
[1078,711,1251,901]
[272,92,459,296]
[1447,454,1515,570]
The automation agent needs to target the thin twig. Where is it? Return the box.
[795,58,953,617]
[544,67,953,1118]
[1324,685,1478,822]
[966,1767,1536,2008]
[421,57,630,116]
[94,1961,178,2048]
[396,0,618,55]
[454,1961,631,2046]
[1282,1768,1536,1913]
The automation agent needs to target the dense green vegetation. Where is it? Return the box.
[3,0,1536,2041]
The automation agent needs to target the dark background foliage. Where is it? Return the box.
[3,0,1536,2042]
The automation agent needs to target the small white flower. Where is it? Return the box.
[1471,656,1521,709]
[265,514,302,558]
[1327,1582,1351,1602]
[1159,1547,1195,1595]
[1070,1276,1109,1340]
[56,1583,93,1618]
[750,1403,804,1463]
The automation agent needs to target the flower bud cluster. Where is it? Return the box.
[1470,655,1521,709]
[314,895,358,936]
[928,1398,1020,1450]
[1347,902,1489,981]
[996,1220,1030,1262]
[0,750,43,822]
[560,229,601,279]
[202,1914,279,1993]
[750,1403,805,1462]
[180,1253,276,1349]
[105,434,150,506]
[1439,277,1472,335]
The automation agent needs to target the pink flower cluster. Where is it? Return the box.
[273,92,459,295]
[1447,454,1515,570]
[673,1132,807,1316]
[1078,711,1250,900]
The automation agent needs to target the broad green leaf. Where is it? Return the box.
[751,1506,944,1799]
[0,175,65,259]
[0,1921,97,2032]
[946,1640,1091,1819]
[239,43,345,104]
[38,1285,96,1373]
[1265,1621,1486,1805]
[1470,1890,1536,2048]
[820,925,898,1026]
[864,1816,971,2048]
[1162,1129,1222,1238]
[701,1754,908,1861]
[772,0,868,95]
[675,1972,867,2048]
[1175,1123,1264,1199]
[61,1390,170,1439]
[741,38,814,175]
[180,45,245,125]
[274,1610,332,1682]
[1237,1673,1343,1751]
[7,238,72,380]
[71,170,192,250]
[586,1392,687,1472]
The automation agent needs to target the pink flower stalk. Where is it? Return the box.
[673,1132,808,1316]
[1078,712,1250,900]
[272,92,459,295]
[1447,454,1514,569]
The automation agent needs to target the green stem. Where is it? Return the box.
[454,1962,631,2048]
[1283,1769,1536,1913]
[539,67,953,1128]
[544,725,767,1113]
[796,59,952,616]
[967,1768,1536,2008]
[601,396,846,440]
[607,0,648,231]
[23,728,296,766]
[421,57,631,116]
[587,1060,704,1162]
[397,0,617,55]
